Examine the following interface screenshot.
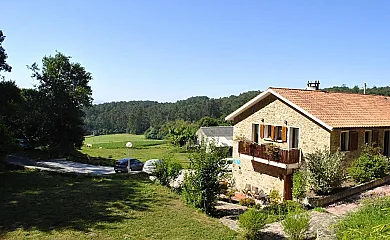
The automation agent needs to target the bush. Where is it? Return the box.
[335,196,390,240]
[269,189,281,205]
[239,208,267,240]
[348,145,389,183]
[305,149,345,194]
[239,198,256,207]
[182,145,228,214]
[292,170,307,201]
[282,211,310,240]
[153,157,182,187]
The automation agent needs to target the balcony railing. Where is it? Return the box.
[238,141,300,164]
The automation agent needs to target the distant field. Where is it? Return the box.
[81,134,191,167]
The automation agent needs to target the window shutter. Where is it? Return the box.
[349,131,358,151]
[372,130,379,146]
[271,126,275,140]
[282,126,287,142]
[260,124,264,139]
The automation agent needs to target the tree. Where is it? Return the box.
[182,145,228,214]
[29,52,93,150]
[0,30,12,74]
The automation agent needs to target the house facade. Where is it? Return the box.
[226,82,390,200]
[196,126,233,152]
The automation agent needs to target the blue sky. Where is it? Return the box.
[2,0,390,103]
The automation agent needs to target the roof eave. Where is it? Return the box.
[225,88,334,131]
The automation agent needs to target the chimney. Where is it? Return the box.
[364,82,367,94]
[306,80,320,90]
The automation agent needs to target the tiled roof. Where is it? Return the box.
[271,88,390,128]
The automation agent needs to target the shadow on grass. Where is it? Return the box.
[0,170,168,236]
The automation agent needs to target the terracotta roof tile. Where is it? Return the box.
[270,88,390,128]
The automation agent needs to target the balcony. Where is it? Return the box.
[238,141,300,165]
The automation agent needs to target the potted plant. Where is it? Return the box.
[265,143,280,161]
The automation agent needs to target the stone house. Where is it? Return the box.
[225,81,390,200]
[196,126,233,154]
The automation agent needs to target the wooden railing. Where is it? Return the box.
[238,141,300,164]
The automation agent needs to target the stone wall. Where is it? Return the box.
[232,95,331,197]
[330,128,389,166]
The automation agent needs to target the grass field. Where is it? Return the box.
[0,170,236,240]
[80,134,191,167]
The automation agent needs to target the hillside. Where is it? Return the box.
[84,90,261,135]
[84,84,390,135]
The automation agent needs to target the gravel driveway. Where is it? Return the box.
[6,155,140,175]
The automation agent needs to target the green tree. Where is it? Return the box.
[182,145,227,214]
[29,52,93,151]
[0,30,12,73]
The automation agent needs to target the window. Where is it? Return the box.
[252,124,259,143]
[340,132,349,151]
[275,126,283,141]
[264,125,273,139]
[364,130,372,145]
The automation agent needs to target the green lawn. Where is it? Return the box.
[80,134,191,167]
[0,170,236,240]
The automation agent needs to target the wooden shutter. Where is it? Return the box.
[260,124,265,139]
[349,131,358,151]
[372,130,379,146]
[282,126,287,142]
[271,126,275,140]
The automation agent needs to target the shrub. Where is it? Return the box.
[261,201,304,224]
[182,145,228,214]
[334,196,390,240]
[239,198,256,207]
[239,208,267,240]
[226,189,235,201]
[153,157,182,187]
[292,170,307,201]
[305,149,344,194]
[269,189,281,205]
[312,207,326,213]
[282,211,310,240]
[348,145,389,183]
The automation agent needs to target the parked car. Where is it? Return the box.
[114,158,144,173]
[142,159,162,174]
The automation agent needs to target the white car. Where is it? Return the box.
[142,159,162,174]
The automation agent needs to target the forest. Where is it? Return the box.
[84,84,390,138]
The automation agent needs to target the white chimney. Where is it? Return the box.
[306,80,320,90]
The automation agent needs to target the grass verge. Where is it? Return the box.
[0,169,236,240]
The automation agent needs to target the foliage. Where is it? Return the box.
[28,52,93,151]
[238,208,267,240]
[226,189,235,200]
[83,91,260,135]
[269,189,281,205]
[239,198,256,207]
[292,170,307,201]
[265,143,280,160]
[182,145,228,214]
[144,126,165,139]
[348,145,389,183]
[0,30,12,73]
[153,157,183,187]
[164,120,198,147]
[260,201,304,223]
[305,149,345,194]
[334,196,390,240]
[0,170,236,239]
[313,207,326,213]
[281,211,310,240]
[324,84,390,96]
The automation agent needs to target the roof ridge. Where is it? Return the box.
[270,87,390,98]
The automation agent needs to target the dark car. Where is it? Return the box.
[114,158,144,173]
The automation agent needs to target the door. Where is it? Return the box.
[385,131,390,157]
[289,128,299,149]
